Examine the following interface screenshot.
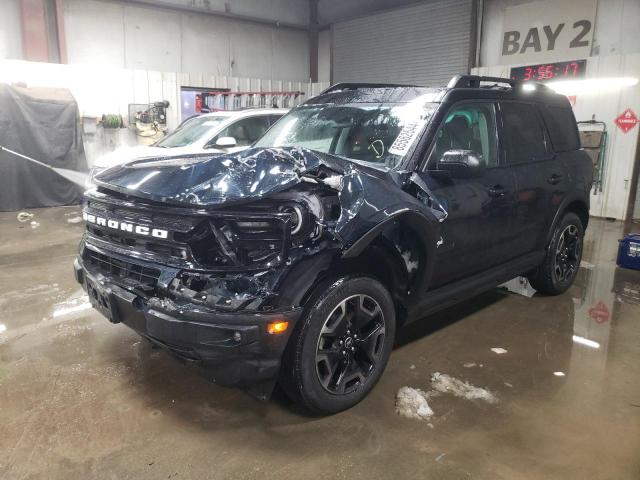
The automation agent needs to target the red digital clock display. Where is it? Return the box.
[510,59,587,82]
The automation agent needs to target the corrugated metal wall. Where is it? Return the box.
[332,0,474,86]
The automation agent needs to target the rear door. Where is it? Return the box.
[417,100,517,288]
[498,101,569,257]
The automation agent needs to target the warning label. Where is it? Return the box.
[615,108,638,134]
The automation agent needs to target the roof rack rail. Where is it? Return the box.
[447,75,550,91]
[319,82,419,95]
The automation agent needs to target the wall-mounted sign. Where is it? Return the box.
[510,59,586,82]
[615,109,639,134]
[500,0,596,64]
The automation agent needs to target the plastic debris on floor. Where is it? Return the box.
[395,387,434,419]
[16,211,34,222]
[430,373,497,404]
[396,372,498,420]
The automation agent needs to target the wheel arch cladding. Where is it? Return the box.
[341,210,439,305]
[563,200,589,230]
[546,194,589,244]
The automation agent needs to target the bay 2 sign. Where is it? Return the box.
[500,0,596,64]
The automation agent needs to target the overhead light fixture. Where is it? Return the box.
[548,77,639,95]
[522,83,536,91]
[572,334,600,349]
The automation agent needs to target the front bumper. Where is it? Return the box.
[73,255,302,390]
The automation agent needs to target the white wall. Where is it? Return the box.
[62,0,311,81]
[480,0,640,67]
[0,59,329,166]
[472,54,640,221]
[0,0,23,60]
[318,29,331,83]
[133,0,309,27]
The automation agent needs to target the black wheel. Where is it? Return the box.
[528,212,584,295]
[281,276,396,415]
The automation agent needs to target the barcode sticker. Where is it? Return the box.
[389,120,427,156]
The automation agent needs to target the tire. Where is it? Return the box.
[281,276,396,415]
[528,212,584,295]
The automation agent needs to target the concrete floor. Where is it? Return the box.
[1,207,639,480]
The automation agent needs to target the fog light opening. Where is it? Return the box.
[267,320,289,335]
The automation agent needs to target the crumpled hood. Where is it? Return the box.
[94,147,374,206]
[93,145,227,170]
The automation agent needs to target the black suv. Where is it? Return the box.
[74,76,591,414]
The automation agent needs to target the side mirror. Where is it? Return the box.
[215,136,237,148]
[436,150,484,178]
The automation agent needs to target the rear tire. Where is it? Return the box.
[528,212,584,295]
[281,276,396,415]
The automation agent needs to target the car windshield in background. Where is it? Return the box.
[254,101,436,168]
[155,115,228,148]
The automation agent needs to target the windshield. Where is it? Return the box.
[254,101,436,168]
[155,115,228,148]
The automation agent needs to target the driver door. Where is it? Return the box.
[415,101,517,288]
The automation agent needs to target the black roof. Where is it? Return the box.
[305,76,570,107]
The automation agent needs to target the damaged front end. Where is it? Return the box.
[75,146,445,397]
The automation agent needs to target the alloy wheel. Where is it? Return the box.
[315,294,386,395]
[554,224,581,283]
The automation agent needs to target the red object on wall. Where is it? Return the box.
[615,109,639,134]
[20,0,50,62]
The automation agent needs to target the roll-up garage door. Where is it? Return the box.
[332,0,474,86]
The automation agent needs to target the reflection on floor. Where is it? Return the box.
[1,208,639,480]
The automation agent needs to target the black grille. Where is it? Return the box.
[84,249,161,289]
[84,193,291,271]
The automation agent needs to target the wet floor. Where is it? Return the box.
[1,207,639,480]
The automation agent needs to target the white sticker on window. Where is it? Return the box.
[389,119,427,156]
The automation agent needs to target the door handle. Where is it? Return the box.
[488,185,507,198]
[547,173,564,185]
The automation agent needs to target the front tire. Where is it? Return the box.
[528,212,584,295]
[281,276,396,415]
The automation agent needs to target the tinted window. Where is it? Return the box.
[501,103,547,163]
[268,114,283,125]
[541,106,580,152]
[427,102,498,168]
[212,116,270,147]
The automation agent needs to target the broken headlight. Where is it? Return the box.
[279,204,305,235]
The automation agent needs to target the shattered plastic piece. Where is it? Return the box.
[504,382,513,388]
[67,216,83,224]
[553,371,566,377]
[431,372,497,404]
[435,453,446,462]
[491,347,508,355]
[463,362,477,368]
[17,211,34,222]
[30,221,40,229]
[409,364,416,370]
[395,387,434,419]
[500,276,536,298]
